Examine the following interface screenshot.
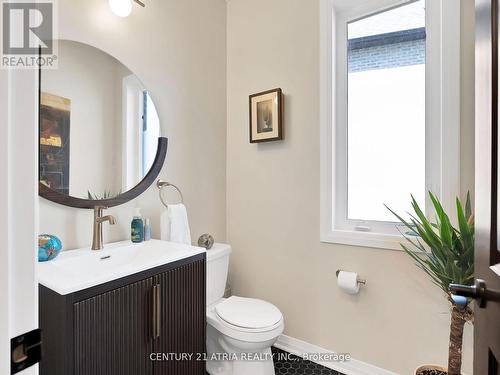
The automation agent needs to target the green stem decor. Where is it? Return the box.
[87,190,121,200]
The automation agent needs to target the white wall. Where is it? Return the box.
[39,0,227,250]
[226,0,475,374]
[461,0,475,201]
[0,69,39,374]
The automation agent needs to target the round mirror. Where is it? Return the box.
[39,40,167,208]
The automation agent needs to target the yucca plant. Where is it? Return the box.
[87,190,121,200]
[386,192,474,375]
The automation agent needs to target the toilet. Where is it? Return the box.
[206,244,284,375]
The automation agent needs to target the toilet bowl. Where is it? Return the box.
[206,244,284,375]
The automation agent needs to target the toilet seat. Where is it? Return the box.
[207,297,284,343]
[215,296,282,330]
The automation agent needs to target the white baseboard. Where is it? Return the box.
[274,334,399,375]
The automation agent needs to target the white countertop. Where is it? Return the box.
[38,239,206,295]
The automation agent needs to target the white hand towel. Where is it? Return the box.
[160,203,192,245]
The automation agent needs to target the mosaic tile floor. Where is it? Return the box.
[272,347,342,375]
[206,347,343,375]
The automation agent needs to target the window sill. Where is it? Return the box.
[320,230,406,251]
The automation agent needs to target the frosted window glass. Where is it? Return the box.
[347,0,426,222]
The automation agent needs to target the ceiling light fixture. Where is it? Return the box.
[109,0,145,17]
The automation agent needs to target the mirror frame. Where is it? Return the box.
[39,138,168,209]
[38,45,168,209]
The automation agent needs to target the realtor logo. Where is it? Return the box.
[1,1,57,68]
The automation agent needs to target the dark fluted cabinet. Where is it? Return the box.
[40,254,206,375]
[153,260,206,375]
[73,277,154,375]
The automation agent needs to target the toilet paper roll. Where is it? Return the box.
[337,271,360,295]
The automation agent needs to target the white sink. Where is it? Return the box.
[38,240,206,295]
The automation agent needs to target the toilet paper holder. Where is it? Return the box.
[336,270,366,286]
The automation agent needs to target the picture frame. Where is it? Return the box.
[249,88,283,143]
[39,92,71,195]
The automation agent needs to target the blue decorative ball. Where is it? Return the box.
[38,234,62,262]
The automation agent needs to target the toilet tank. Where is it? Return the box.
[206,243,232,306]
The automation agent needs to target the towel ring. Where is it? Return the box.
[156,180,184,209]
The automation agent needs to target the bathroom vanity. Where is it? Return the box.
[36,40,208,374]
[38,240,206,375]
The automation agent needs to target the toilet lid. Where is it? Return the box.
[215,296,282,329]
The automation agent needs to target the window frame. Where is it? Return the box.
[320,0,461,250]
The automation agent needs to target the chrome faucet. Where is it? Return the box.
[92,207,117,250]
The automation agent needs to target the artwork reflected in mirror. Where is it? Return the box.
[39,93,71,195]
[39,40,161,202]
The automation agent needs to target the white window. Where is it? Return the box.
[122,77,160,191]
[320,0,461,250]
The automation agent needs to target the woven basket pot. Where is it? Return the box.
[415,364,468,375]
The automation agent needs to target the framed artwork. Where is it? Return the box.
[39,92,71,195]
[249,88,283,143]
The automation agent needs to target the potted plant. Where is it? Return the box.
[387,192,474,375]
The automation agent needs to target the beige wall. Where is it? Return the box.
[39,0,227,249]
[226,0,474,374]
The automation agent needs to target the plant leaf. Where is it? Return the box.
[386,191,475,298]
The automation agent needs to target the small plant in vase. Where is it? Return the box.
[87,190,121,200]
[386,192,474,375]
